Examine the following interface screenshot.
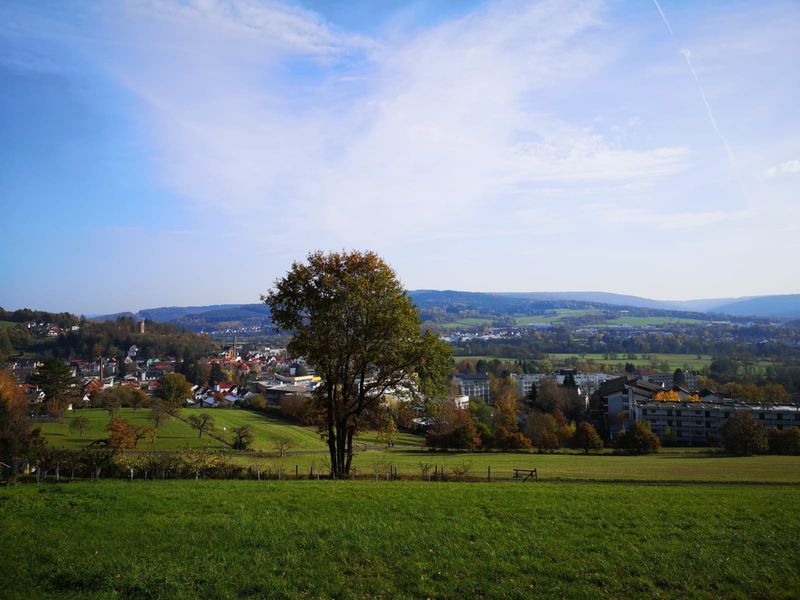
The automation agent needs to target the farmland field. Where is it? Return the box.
[38,409,800,484]
[37,409,226,450]
[440,317,495,330]
[515,308,601,325]
[0,320,16,328]
[1,481,798,599]
[545,352,714,370]
[590,316,706,327]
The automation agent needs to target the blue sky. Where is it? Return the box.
[1,0,798,314]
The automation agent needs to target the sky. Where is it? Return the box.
[1,0,798,315]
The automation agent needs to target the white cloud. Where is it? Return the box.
[764,159,800,178]
[91,0,693,251]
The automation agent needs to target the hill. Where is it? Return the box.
[90,290,800,331]
[710,294,800,319]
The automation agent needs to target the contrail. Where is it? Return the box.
[651,0,742,186]
[652,0,673,35]
[680,49,738,171]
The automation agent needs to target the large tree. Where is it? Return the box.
[155,373,193,415]
[264,250,451,478]
[28,358,76,417]
[1,371,44,478]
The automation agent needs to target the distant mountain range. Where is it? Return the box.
[92,291,800,328]
[496,292,800,318]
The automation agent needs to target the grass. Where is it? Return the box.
[38,409,226,450]
[440,317,496,330]
[516,308,601,325]
[590,316,706,327]
[40,408,423,454]
[1,481,798,599]
[546,353,713,370]
[352,451,800,483]
[0,320,16,329]
[192,408,328,452]
[452,355,519,363]
[40,409,800,484]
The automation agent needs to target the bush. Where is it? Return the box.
[280,395,312,424]
[615,422,660,454]
[571,422,603,454]
[767,427,800,455]
[721,411,768,455]
[494,427,532,450]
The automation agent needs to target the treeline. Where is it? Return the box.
[0,307,79,328]
[3,315,217,362]
[454,325,800,360]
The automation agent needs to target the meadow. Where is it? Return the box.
[38,408,800,484]
[1,481,798,599]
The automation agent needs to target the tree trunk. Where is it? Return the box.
[326,387,338,477]
[344,428,355,475]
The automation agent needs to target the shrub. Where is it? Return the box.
[615,422,661,454]
[280,395,312,424]
[571,422,603,454]
[720,411,768,455]
[767,427,800,455]
[494,427,532,450]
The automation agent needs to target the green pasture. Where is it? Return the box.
[0,320,16,329]
[452,355,518,363]
[1,481,798,599]
[37,409,225,450]
[190,408,327,452]
[247,448,800,484]
[591,316,707,327]
[547,352,713,370]
[440,317,495,330]
[516,308,601,325]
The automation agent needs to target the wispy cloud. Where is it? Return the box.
[86,0,691,248]
[764,159,800,178]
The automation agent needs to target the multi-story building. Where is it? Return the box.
[454,374,491,402]
[591,376,800,443]
[634,400,800,445]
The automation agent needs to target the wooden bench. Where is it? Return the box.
[513,468,538,482]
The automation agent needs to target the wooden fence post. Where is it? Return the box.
[488,466,491,482]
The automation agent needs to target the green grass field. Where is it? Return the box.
[590,316,706,327]
[1,481,798,599]
[440,317,496,330]
[39,409,800,484]
[516,308,602,325]
[546,353,713,370]
[38,409,226,450]
[0,319,16,329]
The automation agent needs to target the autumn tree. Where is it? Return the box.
[571,422,603,454]
[69,415,90,438]
[232,424,255,450]
[615,421,661,454]
[426,404,481,451]
[264,250,451,478]
[767,427,800,455]
[273,438,295,457]
[524,411,559,453]
[721,411,768,455]
[155,373,193,415]
[492,376,520,432]
[107,418,136,451]
[1,371,44,478]
[149,400,167,443]
[377,414,399,448]
[187,413,216,439]
[28,357,76,417]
